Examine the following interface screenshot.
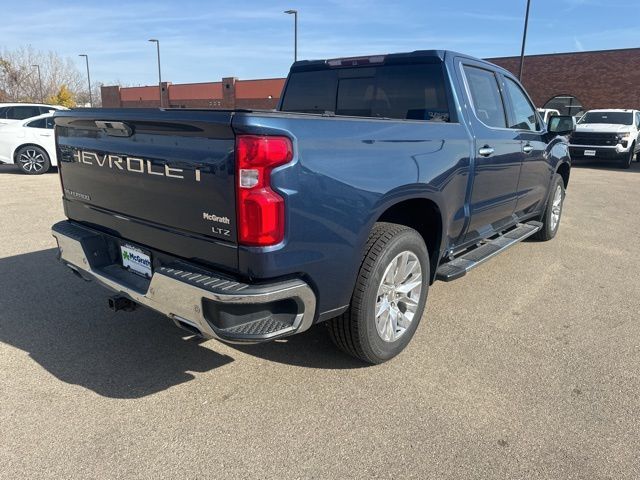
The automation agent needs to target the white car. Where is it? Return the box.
[0,113,57,174]
[536,108,560,125]
[0,103,67,126]
[569,109,640,169]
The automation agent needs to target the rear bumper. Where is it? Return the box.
[51,220,316,343]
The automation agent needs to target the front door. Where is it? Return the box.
[500,74,549,216]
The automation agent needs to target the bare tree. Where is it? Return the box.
[0,46,86,105]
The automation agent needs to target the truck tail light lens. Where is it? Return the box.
[236,135,293,246]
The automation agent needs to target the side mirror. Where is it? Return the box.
[548,115,575,135]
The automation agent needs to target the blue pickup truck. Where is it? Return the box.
[52,50,574,364]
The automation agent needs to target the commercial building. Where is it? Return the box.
[101,77,285,109]
[101,48,640,114]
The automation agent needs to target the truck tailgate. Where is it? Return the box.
[54,109,239,270]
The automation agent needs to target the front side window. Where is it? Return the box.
[7,106,41,120]
[463,65,506,128]
[503,77,539,131]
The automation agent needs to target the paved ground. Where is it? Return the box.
[1,161,639,479]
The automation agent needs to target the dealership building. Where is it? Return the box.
[101,47,640,114]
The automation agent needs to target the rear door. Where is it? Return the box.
[24,116,56,164]
[456,60,522,243]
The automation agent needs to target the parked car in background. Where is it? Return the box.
[570,109,640,169]
[52,50,574,364]
[537,108,560,125]
[0,113,56,174]
[0,103,68,126]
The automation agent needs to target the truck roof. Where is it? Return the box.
[290,49,507,75]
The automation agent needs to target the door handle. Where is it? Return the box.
[478,146,495,157]
[523,144,534,154]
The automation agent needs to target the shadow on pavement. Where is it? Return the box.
[0,248,233,399]
[0,248,363,398]
[0,164,58,175]
[571,159,640,173]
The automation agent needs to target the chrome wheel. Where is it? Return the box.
[19,149,46,173]
[375,251,423,343]
[550,185,563,231]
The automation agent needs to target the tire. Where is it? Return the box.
[533,174,565,241]
[327,222,430,364]
[16,145,50,175]
[619,144,634,169]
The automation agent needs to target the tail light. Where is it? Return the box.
[236,135,293,246]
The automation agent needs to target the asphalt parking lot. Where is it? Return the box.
[1,161,639,479]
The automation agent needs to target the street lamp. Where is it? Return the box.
[148,39,163,107]
[32,64,43,103]
[284,9,298,62]
[518,0,531,81]
[78,54,93,107]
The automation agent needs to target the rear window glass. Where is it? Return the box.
[281,63,450,122]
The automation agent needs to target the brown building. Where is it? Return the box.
[102,48,640,114]
[102,77,285,109]
[488,47,640,116]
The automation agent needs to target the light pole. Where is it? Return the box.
[32,64,43,102]
[78,54,93,107]
[284,9,298,62]
[148,39,163,107]
[518,0,531,81]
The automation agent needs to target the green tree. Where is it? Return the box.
[47,85,75,107]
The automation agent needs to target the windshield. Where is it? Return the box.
[579,111,633,125]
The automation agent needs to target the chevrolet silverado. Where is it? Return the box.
[52,50,574,364]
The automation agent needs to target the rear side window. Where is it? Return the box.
[463,66,506,128]
[281,63,451,122]
[26,118,47,128]
[503,77,539,131]
[6,106,41,120]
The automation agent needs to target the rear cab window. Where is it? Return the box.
[281,61,451,122]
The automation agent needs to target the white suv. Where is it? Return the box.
[0,103,68,126]
[569,109,640,169]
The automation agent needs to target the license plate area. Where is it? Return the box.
[120,244,153,278]
[584,149,596,157]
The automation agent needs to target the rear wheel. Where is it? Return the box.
[16,146,50,175]
[533,174,565,241]
[327,222,429,364]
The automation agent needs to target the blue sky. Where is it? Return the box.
[1,0,638,86]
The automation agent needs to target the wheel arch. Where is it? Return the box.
[374,195,445,284]
[13,143,52,163]
[556,161,570,188]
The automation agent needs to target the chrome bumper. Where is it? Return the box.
[51,221,316,342]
